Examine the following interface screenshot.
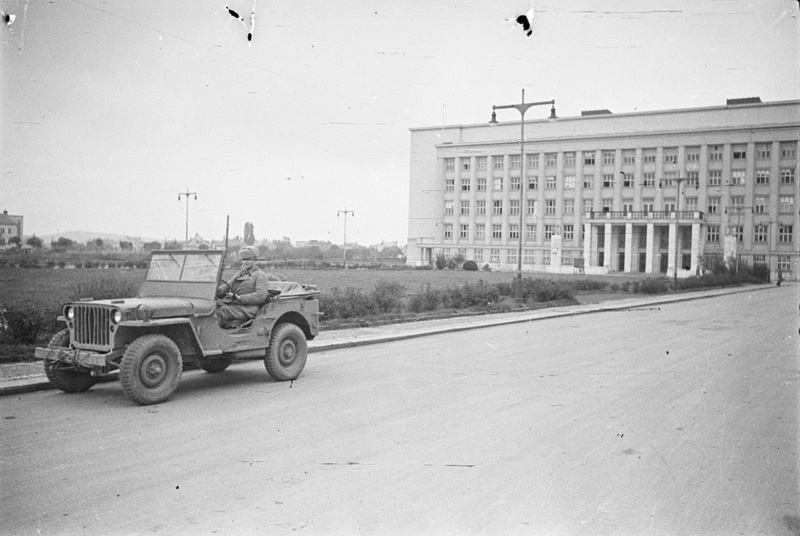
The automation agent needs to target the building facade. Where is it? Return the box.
[0,210,23,244]
[407,99,800,280]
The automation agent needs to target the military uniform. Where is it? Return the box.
[216,247,270,327]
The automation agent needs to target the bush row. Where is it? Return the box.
[0,259,149,269]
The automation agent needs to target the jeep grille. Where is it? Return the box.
[72,305,112,350]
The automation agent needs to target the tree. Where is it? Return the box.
[9,236,21,248]
[25,235,43,249]
[53,236,74,252]
[244,222,255,246]
[87,237,105,250]
[143,241,162,251]
[119,240,133,251]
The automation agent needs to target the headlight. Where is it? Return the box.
[65,307,74,320]
[112,310,122,324]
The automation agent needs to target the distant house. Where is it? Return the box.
[0,210,23,244]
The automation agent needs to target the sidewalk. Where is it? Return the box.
[0,285,777,396]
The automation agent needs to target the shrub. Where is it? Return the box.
[462,260,479,271]
[434,253,447,270]
[69,275,139,302]
[521,278,574,303]
[3,306,47,344]
[372,279,405,313]
[407,288,442,313]
[571,279,608,292]
[319,287,377,320]
[637,278,670,294]
[482,264,491,271]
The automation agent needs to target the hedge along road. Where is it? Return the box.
[0,286,797,535]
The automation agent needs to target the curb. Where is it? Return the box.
[0,284,777,397]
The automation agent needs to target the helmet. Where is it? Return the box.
[238,246,260,260]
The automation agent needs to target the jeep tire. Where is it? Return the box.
[120,334,182,405]
[264,323,307,381]
[43,329,97,393]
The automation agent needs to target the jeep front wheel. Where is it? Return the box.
[120,335,182,405]
[43,329,97,393]
[264,323,307,381]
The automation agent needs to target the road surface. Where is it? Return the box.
[1,287,798,535]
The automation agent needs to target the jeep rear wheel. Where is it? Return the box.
[120,335,182,405]
[264,323,307,381]
[200,358,232,373]
[43,329,97,393]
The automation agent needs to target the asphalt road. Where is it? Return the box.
[1,287,798,536]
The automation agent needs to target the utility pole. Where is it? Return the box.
[177,188,197,247]
[337,208,354,269]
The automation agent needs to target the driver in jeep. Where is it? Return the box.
[215,246,270,328]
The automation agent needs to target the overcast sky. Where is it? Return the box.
[1,0,798,246]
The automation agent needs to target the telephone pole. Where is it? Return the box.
[337,208,354,269]
[177,188,197,246]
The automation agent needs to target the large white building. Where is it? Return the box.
[407,98,800,280]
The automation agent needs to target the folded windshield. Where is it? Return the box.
[147,252,222,282]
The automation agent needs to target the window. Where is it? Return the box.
[707,225,720,242]
[730,196,745,209]
[546,175,557,189]
[493,200,503,215]
[661,171,677,186]
[444,158,455,171]
[686,147,700,162]
[779,224,793,243]
[510,199,520,215]
[730,225,743,243]
[780,141,797,159]
[756,143,771,159]
[756,170,769,185]
[477,177,487,191]
[621,172,632,187]
[444,224,452,239]
[732,145,747,160]
[527,176,538,190]
[476,224,485,239]
[527,153,539,169]
[509,154,521,169]
[778,256,790,271]
[524,249,535,264]
[753,255,766,266]
[622,150,635,164]
[476,200,486,215]
[780,196,794,213]
[445,179,454,191]
[564,152,576,167]
[546,153,557,167]
[561,252,573,266]
[510,176,521,190]
[493,156,504,170]
[490,249,499,262]
[564,199,575,215]
[492,225,502,239]
[474,248,483,262]
[460,224,469,239]
[642,199,654,212]
[460,201,470,215]
[707,197,720,214]
[525,224,537,239]
[563,224,574,240]
[461,158,471,171]
[494,176,503,190]
[583,199,593,214]
[602,174,614,188]
[527,199,538,215]
[687,171,699,187]
[564,175,575,189]
[754,196,768,214]
[754,224,768,243]
[584,152,595,166]
[461,179,471,191]
[602,198,613,212]
[544,225,556,239]
[543,252,551,265]
[643,173,655,187]
[476,156,487,170]
[684,197,698,211]
[445,201,454,215]
[731,170,746,185]
[643,150,657,164]
[509,225,519,240]
[545,199,556,215]
[781,169,795,185]
[663,149,677,164]
[664,199,676,212]
[708,145,723,161]
[583,175,594,189]
[507,249,517,264]
[602,150,615,165]
[708,170,722,186]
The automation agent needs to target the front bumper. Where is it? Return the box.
[34,347,122,369]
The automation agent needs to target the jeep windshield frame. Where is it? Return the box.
[139,250,224,301]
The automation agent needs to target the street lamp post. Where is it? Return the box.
[337,208,354,269]
[177,188,197,247]
[490,89,556,301]
[659,176,695,289]
[724,205,752,274]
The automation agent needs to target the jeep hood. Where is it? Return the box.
[82,297,214,318]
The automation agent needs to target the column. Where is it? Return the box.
[646,223,655,273]
[624,222,633,273]
[668,221,677,277]
[604,223,612,268]
[583,222,592,266]
[690,222,702,274]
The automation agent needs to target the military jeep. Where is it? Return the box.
[34,250,321,405]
